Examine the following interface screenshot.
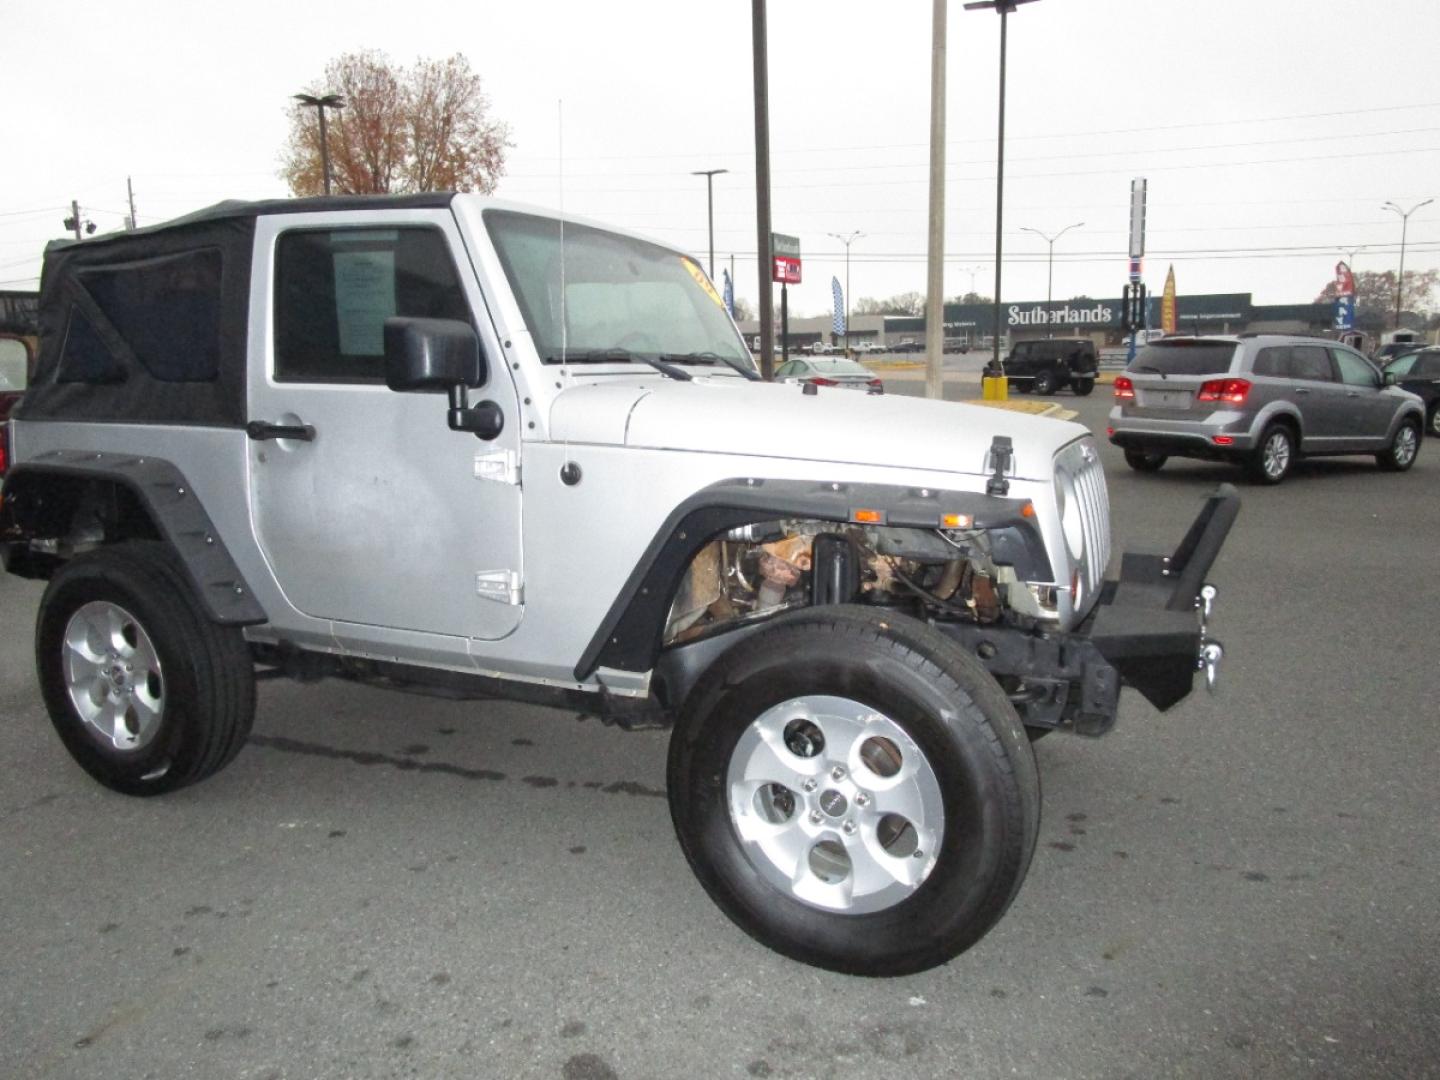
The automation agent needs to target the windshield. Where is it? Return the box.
[484,210,753,371]
[1131,340,1237,376]
[809,358,870,376]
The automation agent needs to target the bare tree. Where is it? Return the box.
[1315,268,1439,332]
[282,50,510,196]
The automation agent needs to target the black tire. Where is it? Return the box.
[1246,423,1294,485]
[667,606,1040,976]
[36,541,256,796]
[1071,377,1095,397]
[1123,448,1167,473]
[1012,379,1031,394]
[1031,370,1056,396]
[1377,418,1421,472]
[1426,405,1440,440]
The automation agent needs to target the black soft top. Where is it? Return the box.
[22,193,457,428]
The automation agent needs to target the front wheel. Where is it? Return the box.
[1247,424,1294,485]
[1377,419,1421,472]
[36,542,256,796]
[1031,370,1056,395]
[1071,377,1095,396]
[1428,405,1440,439]
[667,606,1039,976]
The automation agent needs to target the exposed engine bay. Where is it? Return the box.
[663,519,1053,647]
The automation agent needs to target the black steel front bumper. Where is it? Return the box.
[937,483,1240,734]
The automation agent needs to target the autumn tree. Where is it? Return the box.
[1315,268,1439,332]
[282,51,510,196]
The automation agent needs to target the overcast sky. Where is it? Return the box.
[3,0,1437,318]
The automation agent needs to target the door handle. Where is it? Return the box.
[246,420,316,442]
[1294,388,1311,395]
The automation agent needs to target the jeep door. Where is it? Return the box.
[247,211,523,641]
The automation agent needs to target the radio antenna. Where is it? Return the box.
[558,98,567,365]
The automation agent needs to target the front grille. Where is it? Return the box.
[1057,438,1111,608]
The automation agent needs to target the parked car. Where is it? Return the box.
[1,193,1236,976]
[892,338,924,354]
[854,341,888,354]
[1381,347,1440,437]
[1005,338,1098,396]
[1109,335,1425,484]
[776,355,884,393]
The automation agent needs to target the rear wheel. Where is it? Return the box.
[1426,404,1440,439]
[1123,448,1167,473]
[1031,370,1056,395]
[1377,419,1421,472]
[668,606,1039,976]
[36,542,255,796]
[1247,424,1294,485]
[1071,378,1095,396]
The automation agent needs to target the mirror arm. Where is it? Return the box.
[447,384,505,441]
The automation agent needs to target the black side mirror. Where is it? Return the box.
[383,317,503,440]
[1383,370,1397,387]
[384,317,484,391]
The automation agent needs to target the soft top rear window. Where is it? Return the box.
[1130,340,1237,376]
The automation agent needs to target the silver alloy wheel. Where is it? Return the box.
[1430,409,1440,438]
[61,601,165,752]
[1393,424,1418,466]
[726,695,945,914]
[1263,430,1291,479]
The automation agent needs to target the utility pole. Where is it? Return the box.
[69,199,82,241]
[126,176,138,230]
[751,0,776,380]
[1382,199,1433,330]
[965,0,1040,372]
[294,92,346,195]
[691,169,728,278]
[924,0,948,399]
[827,231,863,353]
[1020,222,1083,336]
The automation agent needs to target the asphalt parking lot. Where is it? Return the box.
[2,385,1438,1080]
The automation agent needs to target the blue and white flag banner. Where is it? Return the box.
[722,269,735,317]
[831,276,845,335]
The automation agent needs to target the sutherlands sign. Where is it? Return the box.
[1007,303,1115,327]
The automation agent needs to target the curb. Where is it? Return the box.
[965,399,1079,422]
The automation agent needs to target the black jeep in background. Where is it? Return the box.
[1006,338,1098,396]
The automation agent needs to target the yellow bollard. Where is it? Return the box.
[981,375,1009,401]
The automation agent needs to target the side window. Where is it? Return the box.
[1385,354,1417,377]
[1252,346,1286,378]
[776,361,796,377]
[1330,348,1379,388]
[57,307,126,384]
[274,227,470,383]
[1415,354,1440,377]
[1289,346,1334,382]
[0,337,30,391]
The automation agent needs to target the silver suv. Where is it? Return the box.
[1108,335,1426,484]
[1,194,1237,976]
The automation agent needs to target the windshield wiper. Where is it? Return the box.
[545,349,692,381]
[1129,364,1167,379]
[658,351,762,382]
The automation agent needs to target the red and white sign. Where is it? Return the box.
[773,256,802,284]
[1335,261,1355,297]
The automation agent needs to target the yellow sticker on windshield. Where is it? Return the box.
[682,258,727,309]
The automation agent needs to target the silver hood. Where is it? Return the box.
[547,376,1086,481]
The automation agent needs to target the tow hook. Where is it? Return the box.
[1195,583,1222,693]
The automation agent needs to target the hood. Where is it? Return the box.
[548,376,1086,481]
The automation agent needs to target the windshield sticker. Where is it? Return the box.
[681,258,726,309]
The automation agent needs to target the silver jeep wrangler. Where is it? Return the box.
[0,194,1237,975]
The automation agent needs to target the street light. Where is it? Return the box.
[827,230,864,353]
[294,92,346,195]
[1382,199,1433,330]
[691,168,729,278]
[1020,222,1083,336]
[964,0,1041,372]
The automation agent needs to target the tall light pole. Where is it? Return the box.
[1021,222,1083,336]
[691,168,728,278]
[924,0,948,399]
[294,92,346,195]
[964,0,1040,373]
[751,0,776,380]
[828,230,863,353]
[1382,199,1433,330]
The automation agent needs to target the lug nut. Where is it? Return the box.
[809,811,823,825]
[842,821,857,835]
[913,850,925,859]
[854,793,870,807]
[831,766,846,781]
[802,778,818,793]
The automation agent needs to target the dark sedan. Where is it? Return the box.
[1382,347,1440,437]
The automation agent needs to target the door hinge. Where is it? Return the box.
[473,449,520,485]
[475,569,524,606]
